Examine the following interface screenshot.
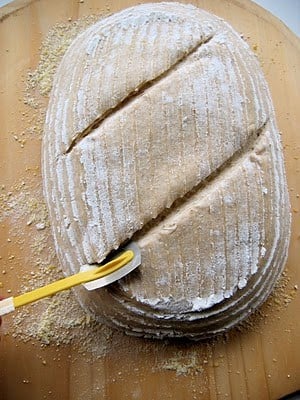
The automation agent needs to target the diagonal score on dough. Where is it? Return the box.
[43,2,291,339]
[65,35,214,154]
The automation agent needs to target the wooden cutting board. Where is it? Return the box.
[0,1,299,399]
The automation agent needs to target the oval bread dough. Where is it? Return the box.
[43,2,291,339]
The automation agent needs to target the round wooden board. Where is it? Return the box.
[0,1,299,399]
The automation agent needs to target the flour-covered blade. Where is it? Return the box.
[81,242,141,290]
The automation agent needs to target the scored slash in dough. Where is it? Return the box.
[43,2,291,339]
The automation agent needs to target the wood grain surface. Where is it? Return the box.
[0,1,299,399]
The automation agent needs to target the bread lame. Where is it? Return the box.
[0,242,140,317]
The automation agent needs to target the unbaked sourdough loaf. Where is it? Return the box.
[43,2,291,339]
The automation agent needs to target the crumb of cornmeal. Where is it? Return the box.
[27,15,104,97]
[158,351,204,375]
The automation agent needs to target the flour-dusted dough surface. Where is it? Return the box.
[43,2,291,338]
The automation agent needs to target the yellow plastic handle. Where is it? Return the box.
[13,250,134,309]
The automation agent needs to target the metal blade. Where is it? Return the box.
[81,242,141,290]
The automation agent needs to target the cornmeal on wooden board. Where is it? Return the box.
[0,1,299,399]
